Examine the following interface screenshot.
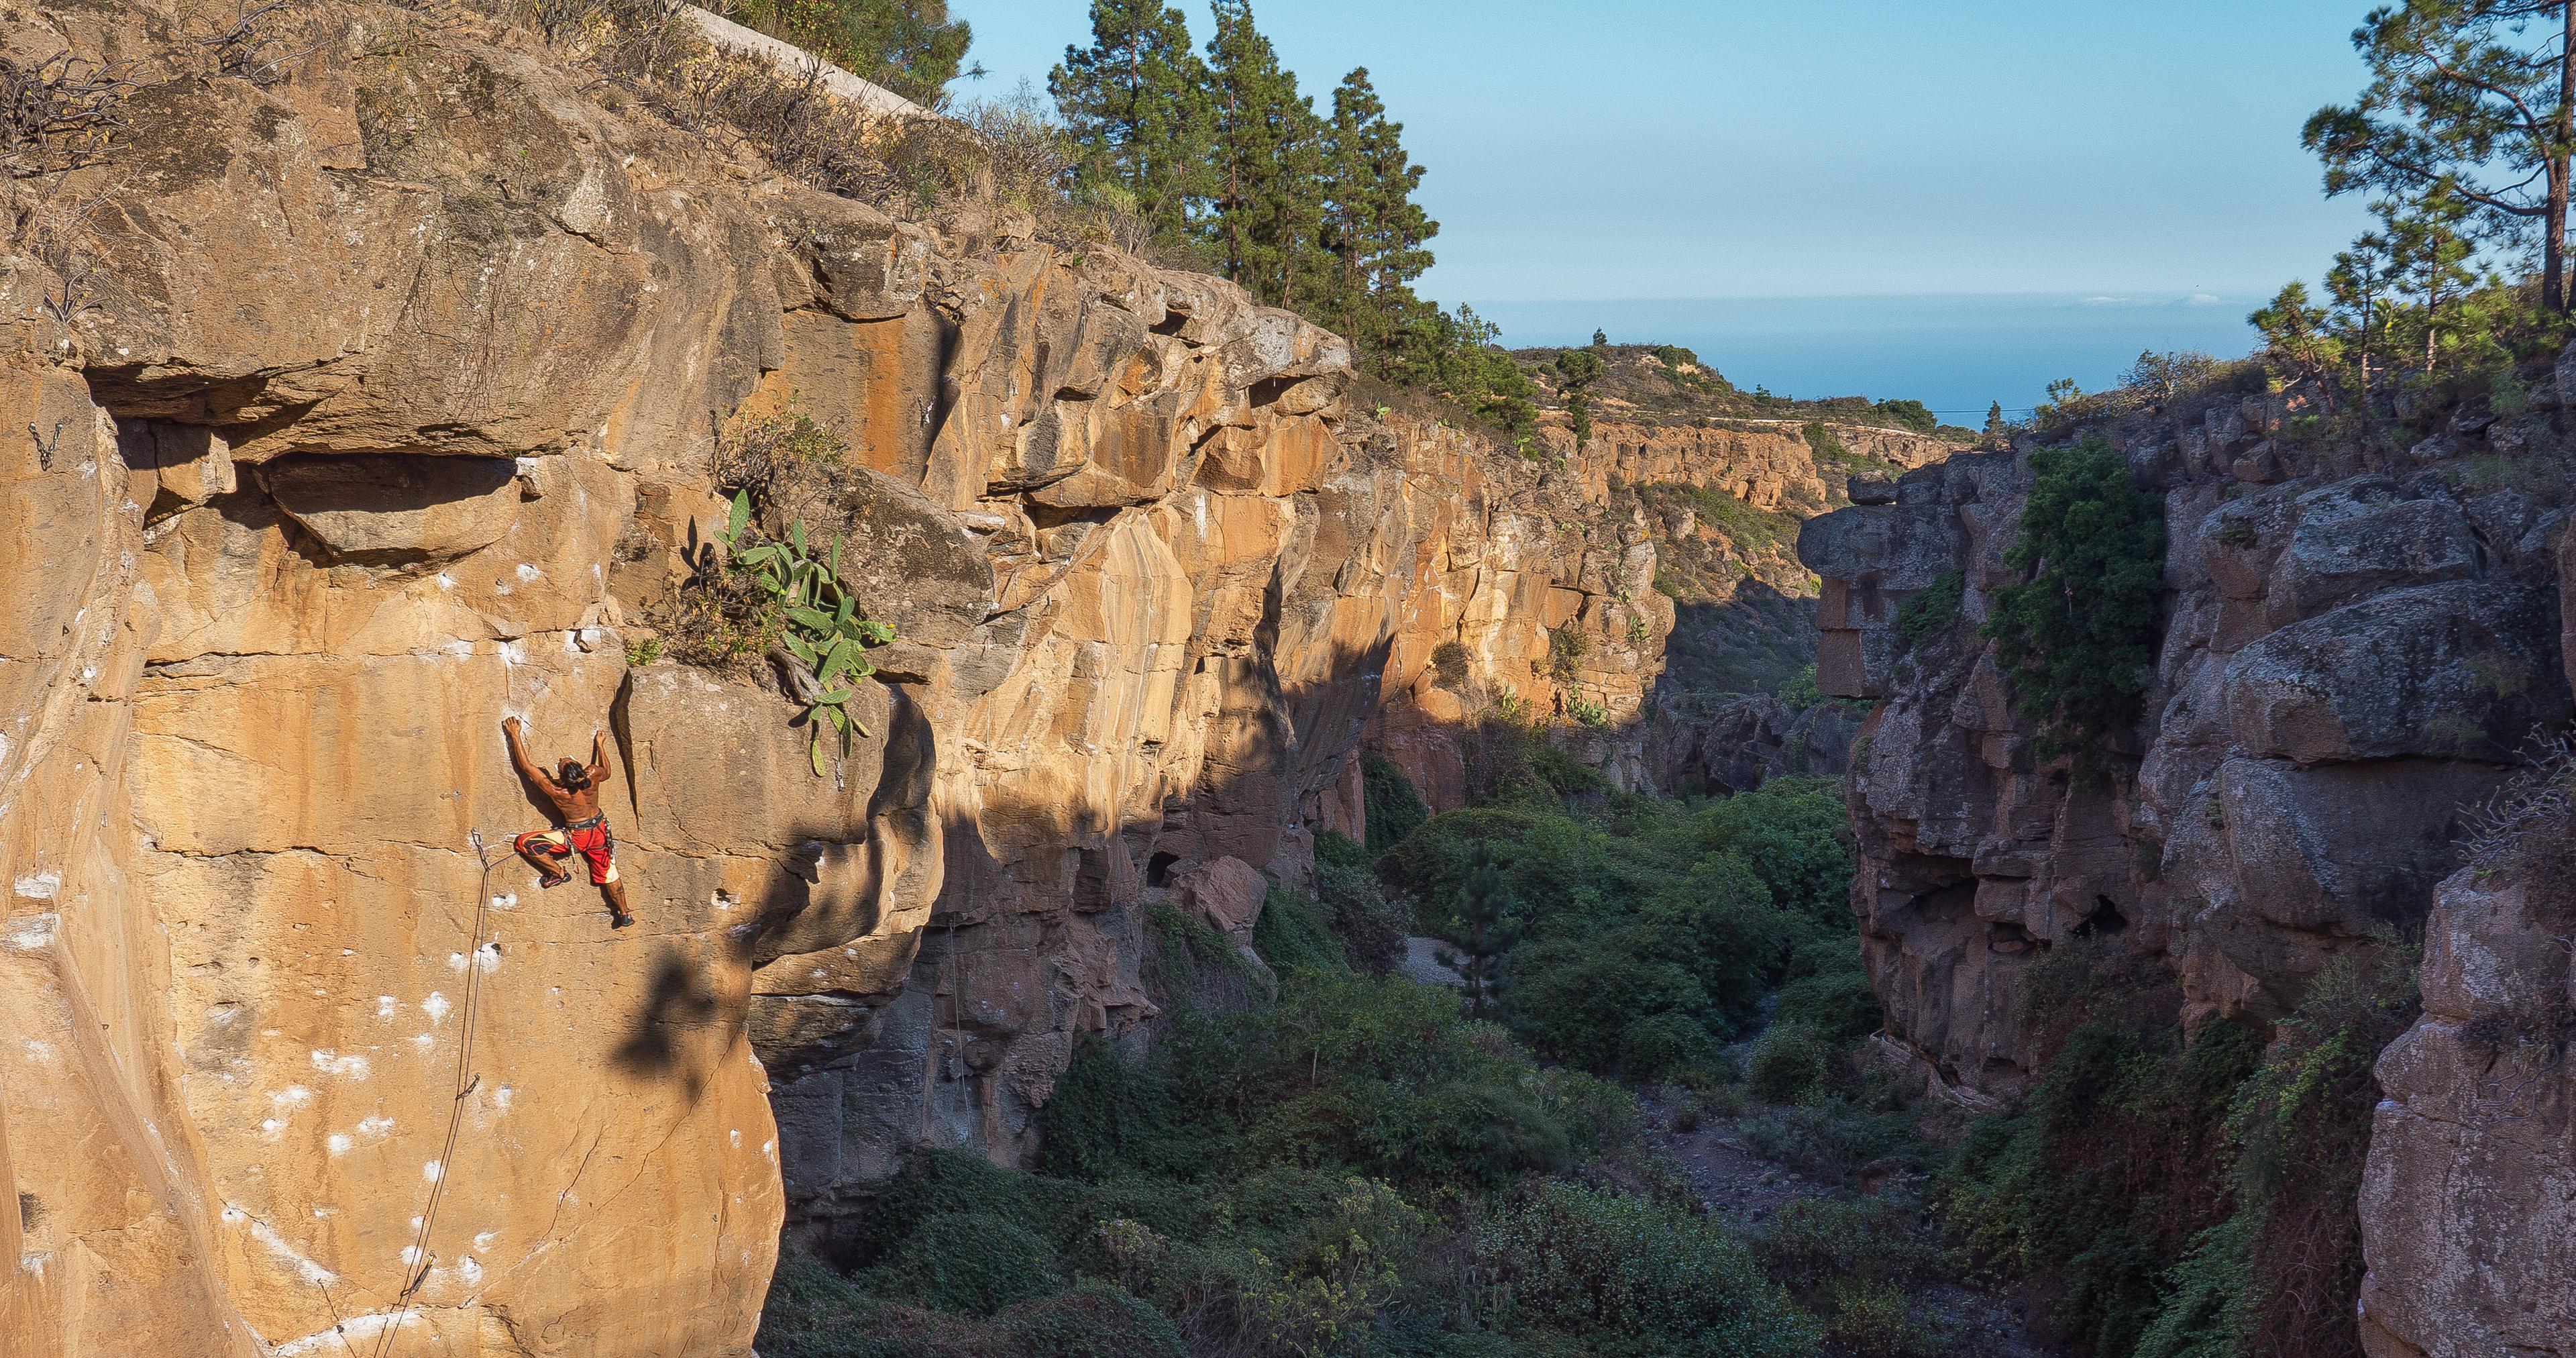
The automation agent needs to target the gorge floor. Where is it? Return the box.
[1637,1089,2054,1358]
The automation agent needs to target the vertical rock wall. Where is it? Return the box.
[0,1,1687,1348]
[1799,384,2576,1350]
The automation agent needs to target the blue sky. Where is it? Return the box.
[947,1,2384,411]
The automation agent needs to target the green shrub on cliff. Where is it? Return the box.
[1935,1011,2261,1357]
[2134,946,2418,1358]
[1931,941,2420,1358]
[1362,755,1430,855]
[1375,777,1851,1079]
[1252,884,1346,976]
[861,1211,1061,1315]
[758,1246,1185,1357]
[1982,438,2165,760]
[1893,570,1964,651]
[993,1282,1189,1357]
[1776,662,1825,709]
[761,962,1666,1355]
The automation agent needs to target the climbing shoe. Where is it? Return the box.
[610,910,635,929]
[536,868,572,890]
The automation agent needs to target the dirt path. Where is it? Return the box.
[1638,1089,2054,1357]
[1397,935,1464,988]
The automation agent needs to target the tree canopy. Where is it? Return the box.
[2305,1,2576,310]
[1051,0,1534,429]
[1051,0,1215,242]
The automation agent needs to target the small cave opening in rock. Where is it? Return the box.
[1024,499,1122,532]
[1149,311,1189,336]
[1147,851,1180,887]
[2076,895,2130,938]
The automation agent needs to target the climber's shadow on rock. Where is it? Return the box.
[613,946,724,1096]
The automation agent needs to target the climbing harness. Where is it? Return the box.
[367,829,502,1358]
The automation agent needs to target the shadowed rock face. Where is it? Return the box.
[0,2,1684,1351]
[1799,388,2576,1355]
[2357,848,2576,1358]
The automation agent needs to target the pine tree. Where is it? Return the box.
[2306,1,2576,311]
[1051,0,1214,244]
[2325,225,2395,394]
[1436,844,1519,1021]
[1554,347,1605,449]
[1983,401,2008,438]
[1201,0,1328,307]
[2383,186,2483,370]
[2249,282,2345,403]
[1319,68,1438,346]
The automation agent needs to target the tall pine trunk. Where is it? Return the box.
[2553,3,2574,310]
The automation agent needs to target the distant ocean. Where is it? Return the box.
[1470,295,2265,423]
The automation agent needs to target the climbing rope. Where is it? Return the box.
[368,829,502,1358]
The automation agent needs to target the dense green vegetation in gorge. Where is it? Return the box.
[755,722,1941,1357]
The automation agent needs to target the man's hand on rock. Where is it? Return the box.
[502,716,523,735]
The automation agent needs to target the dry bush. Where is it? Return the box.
[5,0,325,322]
[178,0,314,86]
[1,52,143,178]
[708,404,844,523]
[2463,729,2576,868]
[15,179,127,322]
[1,51,154,324]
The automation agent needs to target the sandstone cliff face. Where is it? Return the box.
[768,403,1677,1224]
[1548,415,1955,517]
[1799,387,2576,1352]
[0,3,1674,1351]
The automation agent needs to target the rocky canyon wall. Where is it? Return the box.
[0,1,1677,1351]
[1799,382,2576,1353]
[1545,414,1956,515]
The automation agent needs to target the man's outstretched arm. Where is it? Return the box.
[589,729,614,786]
[502,717,549,786]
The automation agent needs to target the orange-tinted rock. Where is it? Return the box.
[0,4,1715,1348]
[1175,857,1267,943]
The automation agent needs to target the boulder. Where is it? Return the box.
[1175,856,1268,945]
[2211,756,2504,937]
[2224,580,2567,766]
[2359,861,2576,1357]
[2262,480,2480,623]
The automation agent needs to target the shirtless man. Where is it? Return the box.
[502,717,634,928]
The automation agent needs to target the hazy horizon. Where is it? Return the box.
[1470,293,2261,418]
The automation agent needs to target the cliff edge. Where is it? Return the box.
[0,1,1680,1351]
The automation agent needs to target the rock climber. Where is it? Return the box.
[501,717,634,928]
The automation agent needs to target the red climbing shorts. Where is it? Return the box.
[517,817,618,884]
